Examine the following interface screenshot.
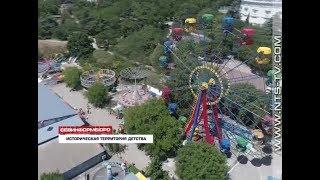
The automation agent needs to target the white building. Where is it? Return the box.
[240,0,282,25]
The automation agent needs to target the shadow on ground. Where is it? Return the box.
[261,155,272,166]
[251,158,262,167]
[226,152,232,158]
[237,155,248,164]
[262,144,273,154]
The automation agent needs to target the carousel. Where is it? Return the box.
[80,69,116,88]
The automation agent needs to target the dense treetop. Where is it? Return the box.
[124,99,182,160]
[39,0,271,73]
[176,142,229,180]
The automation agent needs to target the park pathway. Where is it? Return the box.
[49,83,151,170]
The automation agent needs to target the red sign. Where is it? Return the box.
[59,126,113,135]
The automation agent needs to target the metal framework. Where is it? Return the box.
[119,67,148,81]
[38,58,63,77]
[159,14,275,161]
[80,69,116,88]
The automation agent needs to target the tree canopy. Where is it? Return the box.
[38,0,60,17]
[38,17,59,39]
[221,83,271,127]
[124,99,181,160]
[176,142,229,180]
[53,15,81,40]
[86,82,110,108]
[62,67,82,89]
[38,0,272,74]
[67,32,94,58]
[104,143,126,156]
[38,0,236,52]
[145,157,170,180]
[113,25,166,65]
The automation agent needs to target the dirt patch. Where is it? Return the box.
[38,39,68,58]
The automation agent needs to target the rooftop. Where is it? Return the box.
[38,83,84,144]
[38,115,84,145]
[38,83,76,122]
[38,139,106,179]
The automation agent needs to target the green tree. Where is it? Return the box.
[176,142,229,180]
[174,3,200,20]
[222,83,271,127]
[52,26,69,40]
[61,17,81,34]
[113,25,166,64]
[119,18,141,37]
[86,82,110,108]
[95,31,108,48]
[62,67,82,89]
[38,0,60,17]
[40,171,64,180]
[67,32,94,58]
[51,12,81,40]
[128,164,140,174]
[92,49,115,67]
[104,143,126,155]
[263,18,273,37]
[166,40,202,117]
[145,157,170,180]
[38,17,58,39]
[148,44,165,70]
[124,99,181,160]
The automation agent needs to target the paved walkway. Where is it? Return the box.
[49,83,151,170]
[162,158,178,179]
[91,38,99,50]
[50,83,121,127]
[228,153,282,180]
[116,144,151,171]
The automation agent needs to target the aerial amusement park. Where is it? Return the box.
[159,13,275,165]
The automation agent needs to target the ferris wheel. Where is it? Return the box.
[159,13,276,165]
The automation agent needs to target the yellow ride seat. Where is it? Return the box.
[257,47,271,55]
[256,58,270,64]
[256,47,271,64]
[185,18,197,24]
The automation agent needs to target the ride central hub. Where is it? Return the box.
[200,82,209,90]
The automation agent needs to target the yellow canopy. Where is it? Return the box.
[253,129,264,139]
[257,47,271,55]
[185,18,197,24]
[135,172,147,180]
